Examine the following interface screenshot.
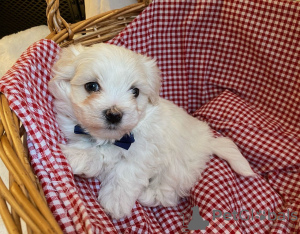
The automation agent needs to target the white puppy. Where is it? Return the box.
[49,43,255,219]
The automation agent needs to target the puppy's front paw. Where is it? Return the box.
[138,187,160,207]
[139,186,179,207]
[59,144,103,177]
[98,184,136,219]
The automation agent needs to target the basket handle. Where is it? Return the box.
[46,0,151,37]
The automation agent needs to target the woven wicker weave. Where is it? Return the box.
[0,0,149,233]
[46,0,150,47]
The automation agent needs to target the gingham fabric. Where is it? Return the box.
[0,0,299,233]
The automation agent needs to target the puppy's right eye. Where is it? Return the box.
[84,82,100,92]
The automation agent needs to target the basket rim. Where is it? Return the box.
[46,0,151,45]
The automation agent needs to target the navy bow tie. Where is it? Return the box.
[74,124,135,150]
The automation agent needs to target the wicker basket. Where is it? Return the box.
[46,0,150,47]
[0,0,150,233]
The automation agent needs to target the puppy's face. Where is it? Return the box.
[49,44,161,140]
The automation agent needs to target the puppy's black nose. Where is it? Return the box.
[104,107,123,124]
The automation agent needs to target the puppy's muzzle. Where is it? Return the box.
[103,106,123,124]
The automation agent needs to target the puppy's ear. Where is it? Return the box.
[49,44,84,96]
[48,44,84,114]
[141,56,161,105]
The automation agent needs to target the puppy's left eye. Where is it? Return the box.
[85,82,100,92]
[131,87,139,98]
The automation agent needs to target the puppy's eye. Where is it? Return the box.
[84,82,100,92]
[131,87,139,98]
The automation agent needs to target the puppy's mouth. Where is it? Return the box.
[104,123,131,136]
[76,107,137,140]
[106,124,118,130]
[92,119,131,138]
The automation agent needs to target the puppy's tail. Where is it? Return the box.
[210,137,256,177]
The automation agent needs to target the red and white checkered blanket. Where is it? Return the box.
[0,0,299,233]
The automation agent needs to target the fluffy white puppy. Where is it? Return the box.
[49,43,255,219]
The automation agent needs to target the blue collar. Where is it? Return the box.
[74,124,135,150]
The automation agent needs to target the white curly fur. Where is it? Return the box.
[49,43,256,219]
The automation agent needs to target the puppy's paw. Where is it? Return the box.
[59,144,103,177]
[156,188,179,207]
[139,185,179,207]
[138,187,160,207]
[98,184,135,219]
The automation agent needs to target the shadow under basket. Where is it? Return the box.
[0,0,150,233]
